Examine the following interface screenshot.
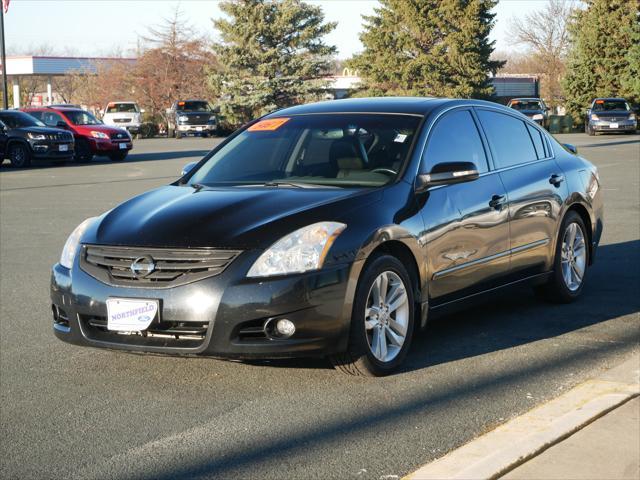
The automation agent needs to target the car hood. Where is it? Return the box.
[592,111,632,118]
[15,126,69,135]
[519,109,545,116]
[89,185,382,249]
[74,124,127,135]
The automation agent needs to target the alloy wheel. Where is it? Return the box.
[364,271,409,363]
[561,222,587,291]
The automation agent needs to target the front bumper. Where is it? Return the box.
[89,139,133,153]
[31,141,74,160]
[50,251,354,358]
[177,124,216,133]
[591,120,637,132]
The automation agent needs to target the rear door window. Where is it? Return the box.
[526,124,548,159]
[42,112,64,127]
[421,109,489,173]
[476,110,538,168]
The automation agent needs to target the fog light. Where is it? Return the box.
[275,319,295,337]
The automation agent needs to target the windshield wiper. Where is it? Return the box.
[262,181,340,189]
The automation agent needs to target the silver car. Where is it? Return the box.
[585,98,637,135]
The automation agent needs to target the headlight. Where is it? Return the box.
[247,222,346,278]
[60,217,97,269]
[209,116,216,122]
[532,114,544,120]
[27,132,46,140]
[590,114,600,121]
[629,114,636,121]
[178,116,189,122]
[91,131,109,139]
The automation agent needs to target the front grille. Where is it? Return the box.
[180,114,211,125]
[80,314,208,348]
[80,245,241,288]
[109,131,129,140]
[113,118,132,123]
[46,132,73,141]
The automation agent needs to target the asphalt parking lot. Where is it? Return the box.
[1,133,639,479]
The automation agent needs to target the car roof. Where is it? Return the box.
[264,97,505,117]
[509,98,542,101]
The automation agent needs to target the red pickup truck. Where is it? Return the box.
[22,106,132,162]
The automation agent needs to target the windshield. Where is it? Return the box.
[188,114,422,188]
[177,101,210,112]
[106,103,139,113]
[0,111,46,128]
[592,100,630,111]
[64,110,102,125]
[509,100,543,111]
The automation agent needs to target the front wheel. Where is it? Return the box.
[330,254,415,376]
[535,211,589,303]
[9,143,31,168]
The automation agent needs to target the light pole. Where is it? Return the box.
[0,3,8,109]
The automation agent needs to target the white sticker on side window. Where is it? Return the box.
[394,133,408,143]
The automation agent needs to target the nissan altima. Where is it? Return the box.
[51,98,603,376]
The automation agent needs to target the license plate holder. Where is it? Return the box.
[106,298,159,331]
[610,122,619,129]
[119,142,128,150]
[196,126,203,132]
[59,144,69,152]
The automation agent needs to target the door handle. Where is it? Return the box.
[549,174,565,186]
[489,194,506,210]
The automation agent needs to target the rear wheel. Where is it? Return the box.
[74,138,93,163]
[9,143,31,168]
[330,254,414,376]
[535,211,589,303]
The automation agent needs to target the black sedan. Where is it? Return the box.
[0,110,74,167]
[51,98,603,376]
[585,97,637,135]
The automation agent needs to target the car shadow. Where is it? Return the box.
[575,138,639,148]
[0,149,211,172]
[247,239,640,373]
[134,240,638,480]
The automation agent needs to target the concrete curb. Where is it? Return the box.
[404,353,640,480]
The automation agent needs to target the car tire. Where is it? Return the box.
[329,254,415,377]
[586,124,595,136]
[176,131,183,139]
[535,211,589,303]
[168,127,175,138]
[109,152,128,162]
[74,139,93,163]
[8,143,31,168]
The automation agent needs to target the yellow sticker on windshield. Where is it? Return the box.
[248,118,290,132]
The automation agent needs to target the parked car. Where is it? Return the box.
[51,98,603,376]
[507,98,549,128]
[585,98,637,135]
[102,101,144,139]
[23,106,132,162]
[0,110,74,167]
[166,100,217,138]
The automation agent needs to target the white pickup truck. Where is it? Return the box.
[102,102,144,138]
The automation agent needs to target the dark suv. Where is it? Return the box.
[585,98,637,135]
[0,110,74,168]
[166,100,217,138]
[507,98,549,128]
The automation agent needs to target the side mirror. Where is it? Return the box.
[563,143,578,154]
[415,161,479,193]
[56,121,68,129]
[181,162,197,176]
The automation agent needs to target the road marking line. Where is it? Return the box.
[404,355,640,480]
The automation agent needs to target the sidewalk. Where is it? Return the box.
[405,351,640,480]
[502,396,639,479]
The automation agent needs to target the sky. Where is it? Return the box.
[5,0,548,59]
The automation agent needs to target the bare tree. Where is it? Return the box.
[134,7,216,125]
[508,0,576,108]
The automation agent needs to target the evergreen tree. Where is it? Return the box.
[563,0,640,119]
[349,0,504,98]
[210,0,336,127]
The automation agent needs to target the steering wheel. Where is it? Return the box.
[370,168,397,176]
